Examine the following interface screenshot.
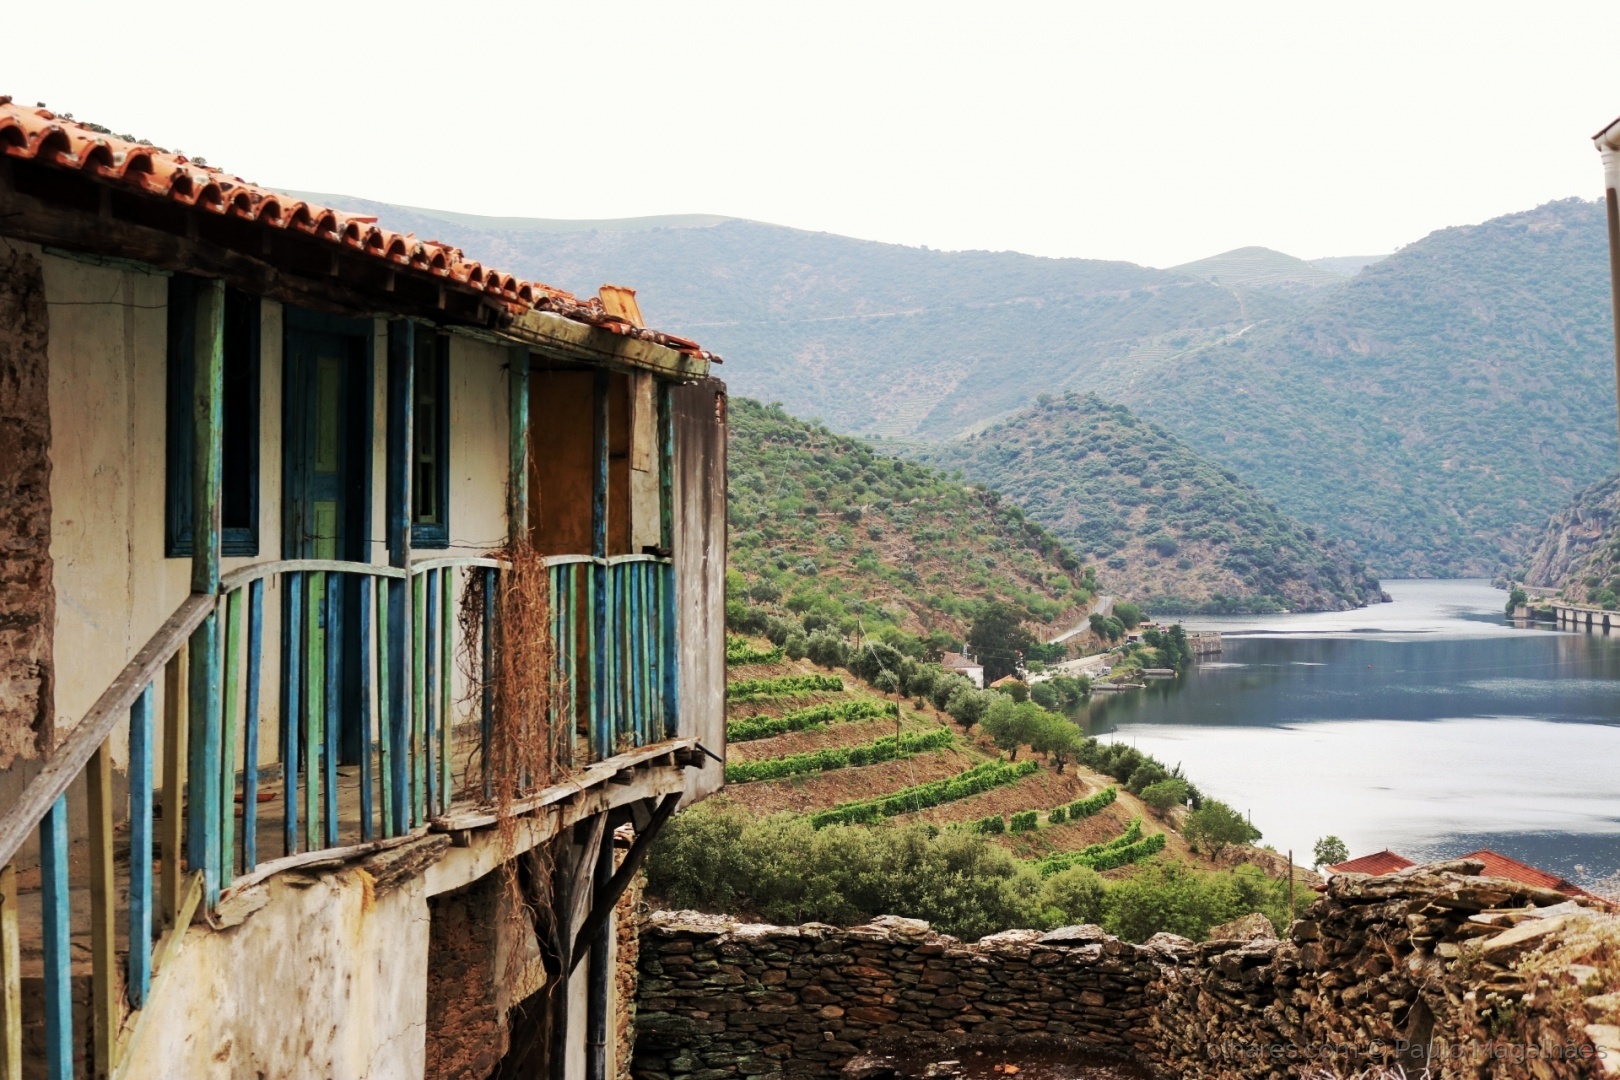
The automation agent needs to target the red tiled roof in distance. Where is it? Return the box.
[0,97,716,362]
[1458,849,1597,899]
[1324,850,1417,876]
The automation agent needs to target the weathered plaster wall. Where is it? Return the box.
[0,240,53,767]
[39,253,289,772]
[633,865,1620,1080]
[120,869,432,1079]
[448,335,512,553]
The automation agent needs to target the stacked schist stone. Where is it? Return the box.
[631,911,1177,1079]
[632,862,1620,1080]
[1152,860,1620,1080]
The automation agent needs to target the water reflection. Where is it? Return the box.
[1084,580,1620,884]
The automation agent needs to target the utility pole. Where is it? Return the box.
[1288,849,1296,921]
[1593,118,1620,463]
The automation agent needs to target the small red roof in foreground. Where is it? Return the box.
[1325,850,1416,876]
[1458,849,1596,899]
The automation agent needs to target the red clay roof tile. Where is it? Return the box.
[0,98,716,362]
[1457,849,1596,899]
[1325,850,1416,876]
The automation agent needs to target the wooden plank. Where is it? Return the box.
[161,643,189,925]
[242,580,263,871]
[412,572,427,826]
[387,320,415,836]
[187,608,223,907]
[592,369,609,559]
[501,308,709,382]
[40,795,72,1080]
[406,556,505,573]
[304,573,321,852]
[358,577,374,843]
[439,569,452,811]
[128,685,155,1010]
[220,831,424,898]
[508,345,530,544]
[88,741,118,1076]
[219,588,242,882]
[662,562,678,737]
[219,559,405,592]
[378,580,395,838]
[111,872,203,1079]
[568,792,680,974]
[323,576,339,848]
[0,863,19,1080]
[0,593,211,873]
[480,567,494,802]
[423,569,439,817]
[284,571,303,857]
[658,381,674,550]
[430,738,694,831]
[191,277,224,595]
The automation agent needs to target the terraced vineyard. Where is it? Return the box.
[710,643,1190,872]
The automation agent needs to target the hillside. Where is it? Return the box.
[283,190,1300,440]
[1168,246,1347,296]
[913,394,1385,613]
[727,397,1097,646]
[1120,199,1617,576]
[298,193,1616,576]
[1517,472,1620,602]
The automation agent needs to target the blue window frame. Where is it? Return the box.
[411,331,450,548]
[165,275,262,557]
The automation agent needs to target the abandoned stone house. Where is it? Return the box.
[0,97,727,1078]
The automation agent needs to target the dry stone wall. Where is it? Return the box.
[632,861,1620,1080]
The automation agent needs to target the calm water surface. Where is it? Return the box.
[1084,579,1620,886]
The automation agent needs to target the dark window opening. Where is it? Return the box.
[411,331,451,548]
[166,275,261,557]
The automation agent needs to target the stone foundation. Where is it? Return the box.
[632,861,1620,1080]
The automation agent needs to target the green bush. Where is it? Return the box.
[646,804,1297,943]
[725,727,954,784]
[1010,811,1038,832]
[1140,778,1190,814]
[1040,865,1107,927]
[726,635,785,666]
[974,814,1006,835]
[809,760,1040,829]
[727,674,845,702]
[647,804,1048,939]
[1047,806,1067,825]
[726,699,895,742]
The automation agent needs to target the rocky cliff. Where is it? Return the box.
[1519,473,1620,600]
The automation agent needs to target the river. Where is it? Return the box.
[1082,579,1620,890]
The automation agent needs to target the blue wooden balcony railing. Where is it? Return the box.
[0,549,677,1078]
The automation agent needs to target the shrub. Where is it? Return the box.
[1010,811,1038,832]
[974,814,1006,835]
[784,632,810,661]
[1140,778,1189,814]
[806,630,850,668]
[1040,865,1107,927]
[944,684,990,729]
[1047,806,1067,825]
[725,727,954,784]
[1312,835,1349,869]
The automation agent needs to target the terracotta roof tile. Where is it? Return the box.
[1325,850,1416,876]
[1457,849,1597,899]
[0,98,717,362]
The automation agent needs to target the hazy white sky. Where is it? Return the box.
[10,1,1620,267]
